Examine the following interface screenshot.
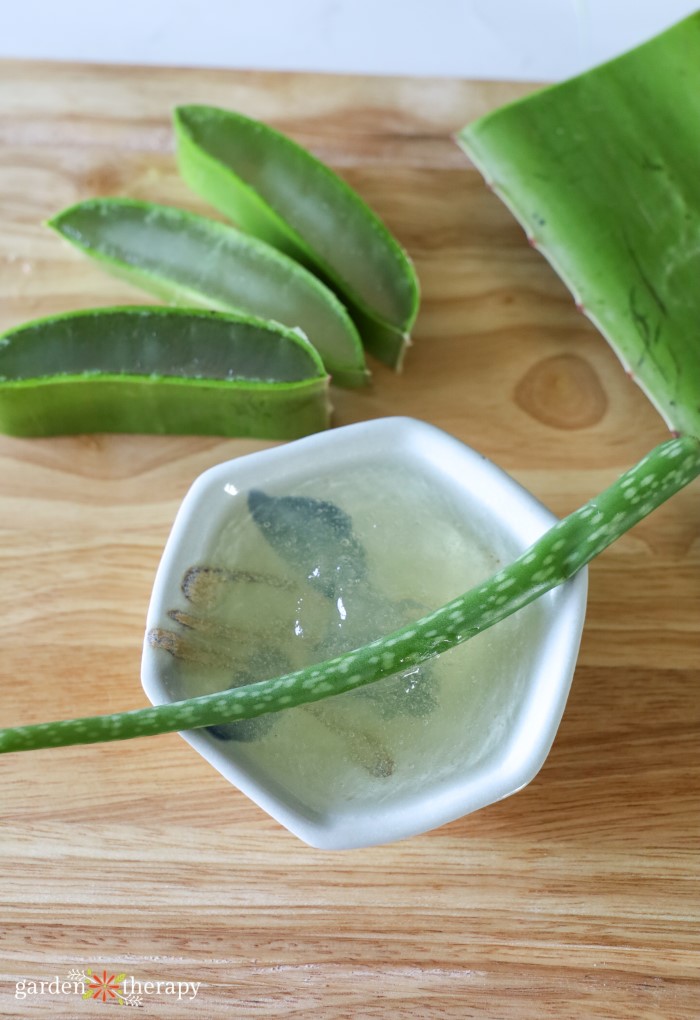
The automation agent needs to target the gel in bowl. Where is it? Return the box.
[141,417,587,849]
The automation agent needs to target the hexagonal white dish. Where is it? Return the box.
[142,417,587,849]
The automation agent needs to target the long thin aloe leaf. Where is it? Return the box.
[1,434,698,754]
[0,306,329,438]
[173,104,420,369]
[49,198,369,388]
[458,12,700,439]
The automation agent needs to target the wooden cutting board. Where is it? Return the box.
[0,60,698,1019]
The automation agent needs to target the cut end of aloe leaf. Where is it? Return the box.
[48,197,370,389]
[458,12,700,439]
[173,104,420,367]
[0,306,330,438]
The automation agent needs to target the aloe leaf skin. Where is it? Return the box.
[458,13,700,440]
[49,198,369,389]
[1,433,698,755]
[0,306,329,439]
[173,104,419,369]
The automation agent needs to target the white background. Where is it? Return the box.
[3,1,698,81]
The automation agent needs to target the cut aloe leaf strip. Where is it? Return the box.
[0,306,329,439]
[49,198,369,389]
[173,104,420,369]
[1,434,698,754]
[457,12,700,439]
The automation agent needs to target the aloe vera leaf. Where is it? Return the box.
[153,579,395,773]
[1,434,698,754]
[205,644,290,743]
[0,306,329,439]
[173,104,420,369]
[458,13,700,439]
[49,198,368,389]
[153,621,394,774]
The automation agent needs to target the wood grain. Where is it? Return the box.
[0,60,698,1019]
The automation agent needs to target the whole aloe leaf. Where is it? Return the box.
[458,12,700,439]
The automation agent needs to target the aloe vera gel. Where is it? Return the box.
[144,419,581,844]
[156,466,533,799]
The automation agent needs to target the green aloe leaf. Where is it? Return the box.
[0,306,329,438]
[173,104,420,369]
[49,198,368,388]
[1,433,699,754]
[458,12,700,439]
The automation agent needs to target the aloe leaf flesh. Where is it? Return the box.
[173,104,420,369]
[458,12,700,439]
[1,433,698,754]
[49,198,369,388]
[247,489,367,599]
[0,306,329,438]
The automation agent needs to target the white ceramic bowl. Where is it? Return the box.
[142,417,587,848]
